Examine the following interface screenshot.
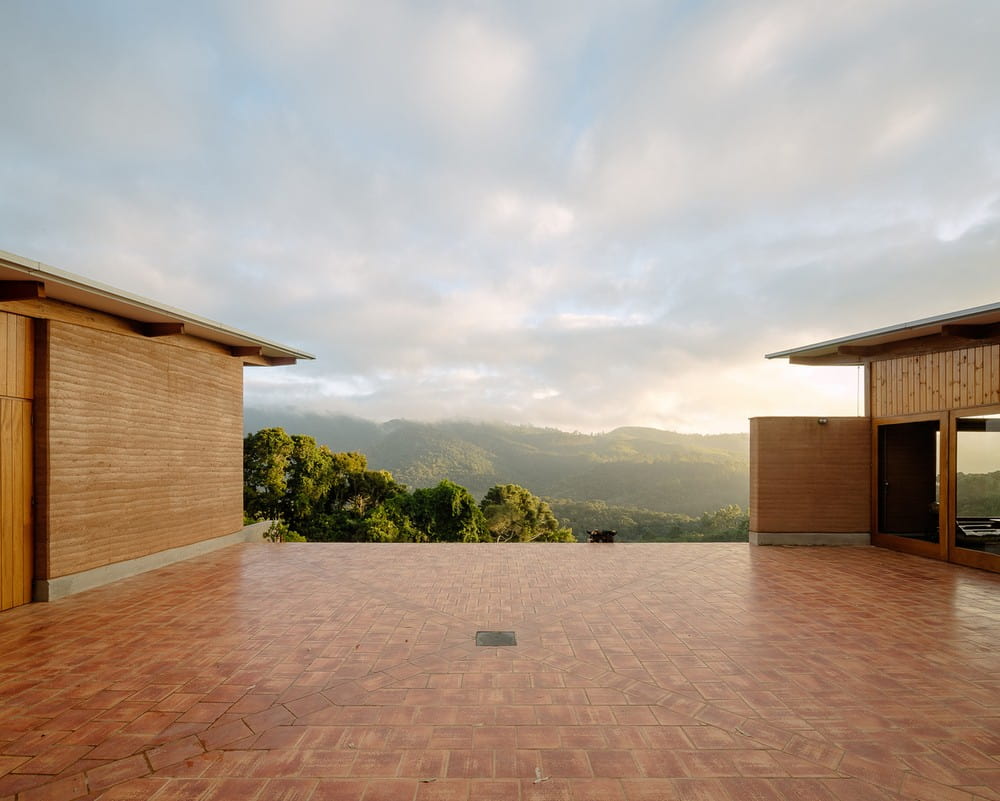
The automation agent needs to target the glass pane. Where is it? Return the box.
[956,413,1000,553]
[877,420,940,542]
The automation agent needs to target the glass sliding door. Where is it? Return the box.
[952,410,1000,570]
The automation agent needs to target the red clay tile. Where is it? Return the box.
[587,750,641,778]
[197,748,260,778]
[515,726,561,750]
[569,777,629,800]
[91,776,170,800]
[444,750,493,779]
[199,777,266,800]
[155,692,206,714]
[493,749,539,779]
[0,543,996,801]
[632,750,687,778]
[252,777,317,801]
[17,772,87,801]
[360,778,418,800]
[146,735,204,771]
[87,754,150,791]
[350,751,404,777]
[682,726,739,749]
[538,750,592,779]
[621,778,682,800]
[309,778,369,800]
[296,749,356,777]
[414,778,469,800]
[465,780,520,800]
[398,750,447,779]
[13,744,92,775]
[427,726,473,750]
[472,727,516,750]
[198,720,254,752]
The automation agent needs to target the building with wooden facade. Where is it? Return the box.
[751,302,1000,573]
[0,249,312,610]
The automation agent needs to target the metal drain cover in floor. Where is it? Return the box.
[476,630,517,646]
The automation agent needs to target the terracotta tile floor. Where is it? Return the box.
[1,543,999,800]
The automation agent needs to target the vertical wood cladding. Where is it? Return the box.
[0,312,33,609]
[43,321,243,578]
[0,399,33,609]
[871,345,1000,417]
[0,312,33,400]
[750,417,871,533]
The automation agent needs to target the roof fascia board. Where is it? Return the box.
[766,300,1000,362]
[0,249,314,361]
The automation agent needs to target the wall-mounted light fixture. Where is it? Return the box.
[817,417,829,425]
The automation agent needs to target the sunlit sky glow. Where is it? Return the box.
[2,1,999,433]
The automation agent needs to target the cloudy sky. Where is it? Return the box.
[2,1,999,433]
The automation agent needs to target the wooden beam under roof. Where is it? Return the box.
[831,331,1000,362]
[0,281,45,301]
[790,353,860,366]
[230,345,262,358]
[142,322,186,337]
[941,323,1000,340]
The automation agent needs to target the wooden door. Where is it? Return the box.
[0,312,33,610]
[878,420,938,536]
[872,415,946,560]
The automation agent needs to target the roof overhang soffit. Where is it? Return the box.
[787,322,1000,366]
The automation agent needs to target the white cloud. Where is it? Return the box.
[2,1,1000,434]
[413,14,534,136]
[484,191,575,240]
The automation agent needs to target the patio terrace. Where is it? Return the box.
[0,542,998,801]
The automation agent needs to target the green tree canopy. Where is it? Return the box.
[284,434,336,529]
[245,429,582,544]
[404,480,486,542]
[243,427,294,521]
[480,484,574,542]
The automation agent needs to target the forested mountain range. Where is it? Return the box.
[243,409,749,517]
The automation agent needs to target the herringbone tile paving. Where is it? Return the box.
[0,543,998,800]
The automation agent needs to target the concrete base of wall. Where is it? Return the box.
[750,531,871,546]
[34,521,272,602]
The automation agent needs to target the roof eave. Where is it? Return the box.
[767,300,1000,365]
[0,249,314,363]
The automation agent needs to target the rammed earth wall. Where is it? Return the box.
[37,319,244,579]
[750,416,871,541]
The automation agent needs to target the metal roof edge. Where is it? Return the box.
[0,248,315,361]
[765,299,1000,360]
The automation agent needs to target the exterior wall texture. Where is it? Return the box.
[39,320,244,579]
[871,344,1000,417]
[750,416,871,534]
[0,312,34,609]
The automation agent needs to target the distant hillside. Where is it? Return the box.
[244,410,749,517]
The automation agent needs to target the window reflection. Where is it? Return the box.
[956,413,1000,553]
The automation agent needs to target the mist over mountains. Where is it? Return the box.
[244,409,749,517]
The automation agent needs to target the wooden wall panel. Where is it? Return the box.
[0,312,34,610]
[42,321,244,579]
[871,344,1000,417]
[0,402,32,610]
[750,417,871,533]
[0,313,33,400]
